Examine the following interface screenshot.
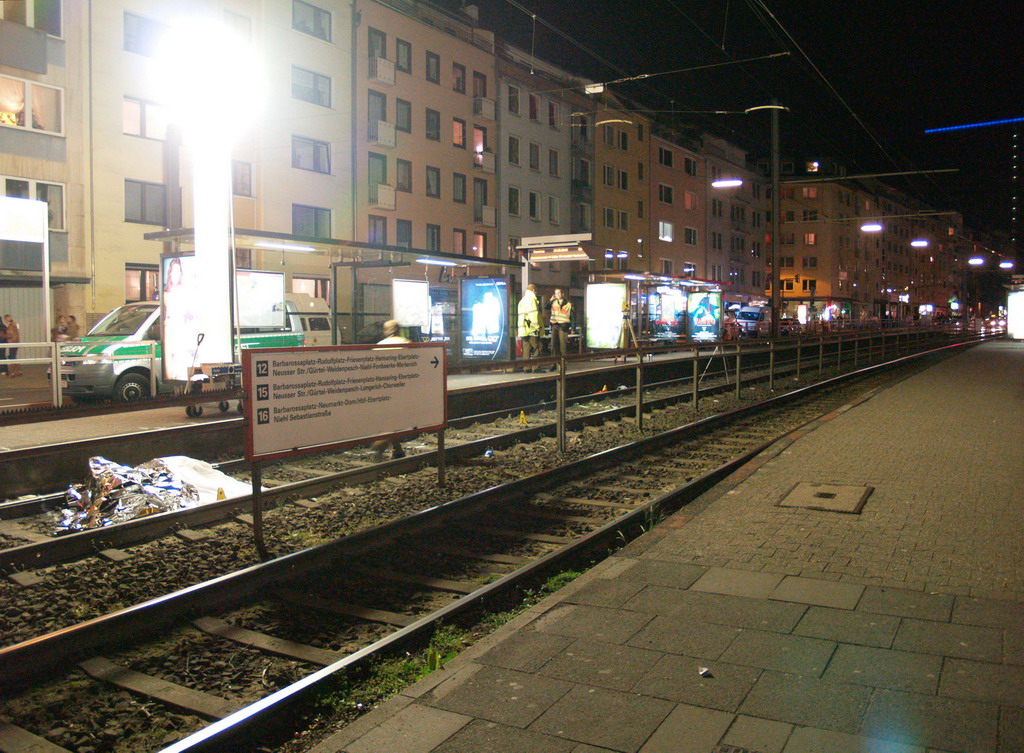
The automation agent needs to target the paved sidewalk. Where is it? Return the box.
[313,339,1024,753]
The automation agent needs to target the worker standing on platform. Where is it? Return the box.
[517,283,541,370]
[547,289,573,368]
[370,320,409,461]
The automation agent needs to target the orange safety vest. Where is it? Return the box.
[550,299,572,325]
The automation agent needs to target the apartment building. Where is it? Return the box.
[703,135,768,306]
[592,95,651,273]
[649,132,704,278]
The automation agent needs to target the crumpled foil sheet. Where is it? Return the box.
[52,456,200,534]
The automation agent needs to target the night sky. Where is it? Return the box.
[443,0,1023,243]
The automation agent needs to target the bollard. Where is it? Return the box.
[556,359,567,453]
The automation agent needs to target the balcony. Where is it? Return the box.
[476,205,496,227]
[368,56,395,85]
[473,96,496,121]
[473,150,495,173]
[369,183,396,211]
[368,119,396,147]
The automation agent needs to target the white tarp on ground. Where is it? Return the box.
[159,455,255,501]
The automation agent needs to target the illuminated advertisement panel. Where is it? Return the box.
[586,283,626,349]
[236,269,286,328]
[687,290,722,342]
[393,279,431,330]
[460,277,509,360]
[161,254,201,381]
[1008,290,1024,340]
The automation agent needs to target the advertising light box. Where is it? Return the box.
[460,277,509,360]
[236,270,286,328]
[162,254,201,382]
[393,279,431,330]
[1008,289,1024,340]
[687,290,722,342]
[586,283,626,349]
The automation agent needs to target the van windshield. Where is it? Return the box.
[736,311,762,321]
[88,306,156,336]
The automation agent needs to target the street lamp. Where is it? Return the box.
[711,178,743,188]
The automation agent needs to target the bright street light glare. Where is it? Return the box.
[999,260,1014,269]
[254,241,317,253]
[968,257,985,265]
[861,223,884,232]
[417,258,457,267]
[711,179,743,188]
[910,239,929,247]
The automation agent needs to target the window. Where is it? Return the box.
[548,149,559,176]
[453,172,467,203]
[396,98,411,132]
[684,156,698,176]
[472,231,486,257]
[617,170,629,190]
[529,94,538,121]
[508,135,520,165]
[802,186,818,199]
[578,203,592,232]
[684,191,697,211]
[618,131,628,150]
[122,97,167,139]
[292,136,330,173]
[425,224,441,252]
[637,161,644,182]
[125,180,167,225]
[548,101,558,127]
[529,142,540,171]
[661,259,673,275]
[123,12,165,56]
[804,233,817,246]
[396,219,412,248]
[711,232,723,250]
[125,265,159,303]
[658,221,674,242]
[425,51,440,83]
[452,118,466,148]
[602,165,614,186]
[508,186,521,216]
[802,278,816,292]
[396,39,412,73]
[473,71,487,98]
[367,27,386,60]
[452,63,466,93]
[603,207,615,228]
[508,85,520,115]
[658,184,674,204]
[425,108,440,140]
[4,176,65,231]
[780,256,794,267]
[453,228,466,255]
[711,198,723,217]
[396,159,412,192]
[803,209,818,222]
[603,125,615,146]
[636,124,644,142]
[367,89,386,126]
[293,204,330,237]
[684,227,698,246]
[575,158,592,186]
[658,147,673,167]
[473,124,487,154]
[232,161,252,197]
[292,67,331,107]
[0,74,63,133]
[368,215,387,245]
[293,1,330,42]
[426,166,441,198]
[528,191,540,220]
[1,0,62,35]
[548,196,560,224]
[618,210,629,230]
[637,200,645,219]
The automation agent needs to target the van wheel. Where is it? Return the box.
[236,401,244,414]
[218,401,230,412]
[114,374,149,402]
[185,404,204,417]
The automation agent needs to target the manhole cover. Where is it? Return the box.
[778,482,873,514]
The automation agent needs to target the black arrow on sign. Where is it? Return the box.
[431,356,439,368]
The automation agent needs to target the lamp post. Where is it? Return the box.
[744,102,788,339]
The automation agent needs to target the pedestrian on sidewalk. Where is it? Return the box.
[370,320,409,461]
[3,314,20,377]
[65,315,81,340]
[517,283,542,371]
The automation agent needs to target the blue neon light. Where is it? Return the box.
[925,116,1024,134]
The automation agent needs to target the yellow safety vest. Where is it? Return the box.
[550,299,572,325]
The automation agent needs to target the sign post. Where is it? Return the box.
[243,343,448,554]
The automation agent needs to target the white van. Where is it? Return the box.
[735,306,769,337]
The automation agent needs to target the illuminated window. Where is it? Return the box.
[802,186,818,199]
[125,265,159,303]
[453,117,466,148]
[658,221,674,242]
[0,74,63,133]
[804,233,817,246]
[684,191,697,211]
[123,97,167,139]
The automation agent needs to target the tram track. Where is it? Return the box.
[0,339,977,753]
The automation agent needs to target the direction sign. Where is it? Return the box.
[243,343,447,461]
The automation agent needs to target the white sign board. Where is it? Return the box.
[0,196,48,242]
[244,343,447,461]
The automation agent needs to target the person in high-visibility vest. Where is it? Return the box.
[517,284,542,370]
[548,288,573,363]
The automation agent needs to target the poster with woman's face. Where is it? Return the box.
[161,254,200,381]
